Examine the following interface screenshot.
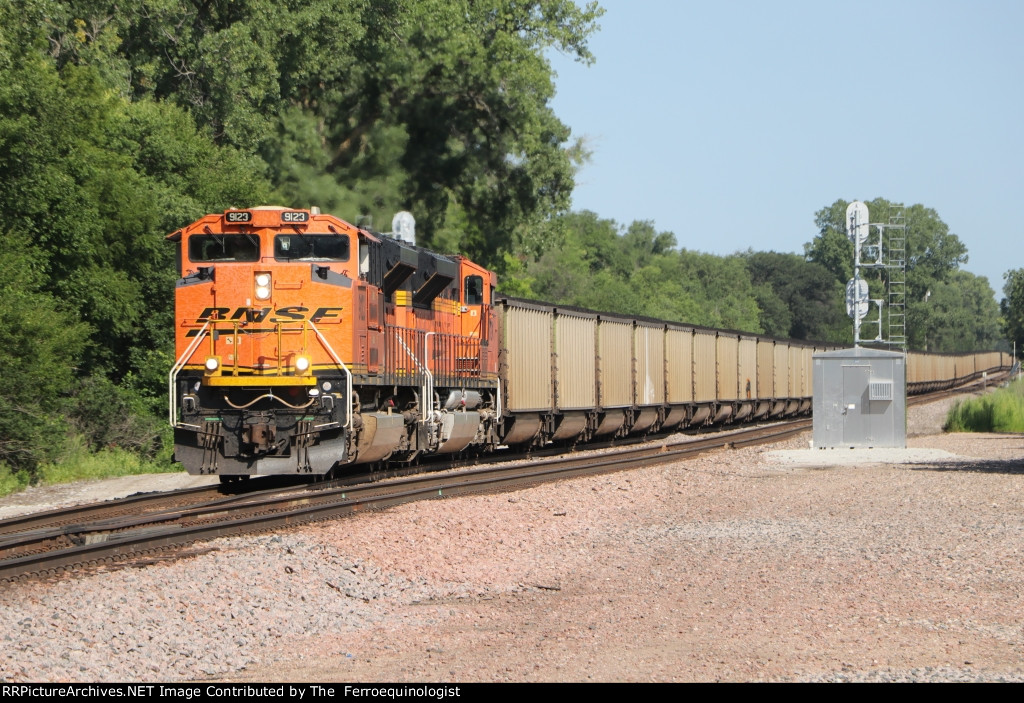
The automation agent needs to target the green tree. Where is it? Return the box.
[523,211,762,332]
[672,252,761,331]
[0,0,608,478]
[0,0,272,474]
[0,230,90,474]
[804,201,855,285]
[743,251,847,341]
[1001,269,1024,357]
[0,6,269,379]
[914,271,1002,352]
[46,0,604,265]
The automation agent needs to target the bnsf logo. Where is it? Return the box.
[195,306,343,323]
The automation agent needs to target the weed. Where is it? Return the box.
[945,381,1024,433]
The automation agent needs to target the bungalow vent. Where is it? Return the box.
[869,380,893,401]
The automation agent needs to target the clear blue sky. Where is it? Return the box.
[547,0,1023,298]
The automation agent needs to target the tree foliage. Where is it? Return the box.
[742,251,847,341]
[45,0,604,264]
[1001,269,1024,357]
[912,271,1002,352]
[0,0,268,475]
[518,212,762,331]
[0,230,90,472]
[0,5,269,379]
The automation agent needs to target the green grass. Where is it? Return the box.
[0,435,177,499]
[945,380,1024,433]
[0,463,32,496]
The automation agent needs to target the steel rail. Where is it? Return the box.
[0,485,223,537]
[0,418,812,582]
[0,374,1006,583]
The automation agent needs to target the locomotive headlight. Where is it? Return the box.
[295,356,311,373]
[308,388,320,397]
[254,272,272,300]
[204,356,221,374]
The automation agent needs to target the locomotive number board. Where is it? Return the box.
[222,210,311,225]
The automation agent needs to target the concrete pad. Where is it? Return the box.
[765,447,964,468]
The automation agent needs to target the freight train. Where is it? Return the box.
[168,207,1013,481]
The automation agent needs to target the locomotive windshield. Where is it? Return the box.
[188,234,260,262]
[274,234,350,261]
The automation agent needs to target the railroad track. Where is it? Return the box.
[0,377,1001,583]
[0,484,222,538]
[0,420,810,582]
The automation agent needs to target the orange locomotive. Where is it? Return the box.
[168,207,500,481]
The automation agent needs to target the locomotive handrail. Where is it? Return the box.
[424,332,435,422]
[199,318,312,377]
[169,320,212,426]
[391,327,430,422]
[308,321,353,430]
[169,318,352,429]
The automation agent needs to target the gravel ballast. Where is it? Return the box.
[1,395,1023,682]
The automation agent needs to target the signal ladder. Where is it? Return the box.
[885,206,907,350]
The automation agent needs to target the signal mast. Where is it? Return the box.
[845,200,906,350]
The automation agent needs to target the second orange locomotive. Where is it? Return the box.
[169,207,500,481]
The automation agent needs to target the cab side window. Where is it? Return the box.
[464,275,484,305]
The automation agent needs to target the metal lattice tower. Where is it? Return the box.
[884,205,907,350]
[846,201,908,350]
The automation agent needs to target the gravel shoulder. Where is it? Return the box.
[2,394,1023,682]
